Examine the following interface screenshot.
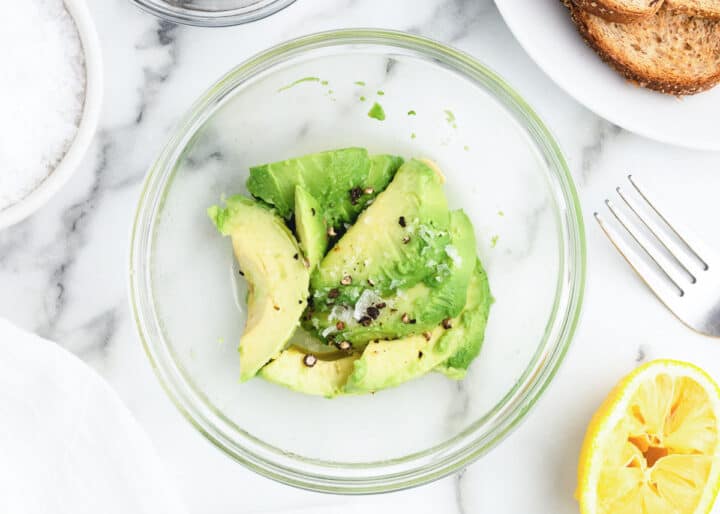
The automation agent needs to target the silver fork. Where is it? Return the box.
[595,175,720,337]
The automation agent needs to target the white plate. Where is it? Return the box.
[495,0,720,151]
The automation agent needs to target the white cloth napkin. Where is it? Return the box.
[0,318,187,514]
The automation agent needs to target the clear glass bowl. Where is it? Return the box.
[129,29,586,494]
[129,0,296,26]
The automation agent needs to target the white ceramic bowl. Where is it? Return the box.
[0,0,103,229]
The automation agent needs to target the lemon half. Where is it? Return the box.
[577,359,720,514]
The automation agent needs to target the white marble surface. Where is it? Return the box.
[3,0,720,512]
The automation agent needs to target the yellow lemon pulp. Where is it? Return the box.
[578,360,720,514]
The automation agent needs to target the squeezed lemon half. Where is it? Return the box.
[577,360,720,514]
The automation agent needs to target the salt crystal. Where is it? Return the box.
[0,0,86,211]
[353,289,383,321]
[444,245,463,267]
[320,326,337,338]
[328,305,354,325]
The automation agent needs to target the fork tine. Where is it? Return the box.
[603,199,689,293]
[628,175,710,271]
[595,211,684,309]
[616,186,696,283]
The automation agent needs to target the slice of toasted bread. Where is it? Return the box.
[665,0,720,18]
[571,0,664,22]
[568,4,720,94]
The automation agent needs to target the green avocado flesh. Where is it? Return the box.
[367,154,403,194]
[285,327,346,357]
[294,186,326,268]
[208,196,309,381]
[260,347,359,398]
[345,262,491,393]
[307,209,476,346]
[435,259,493,379]
[246,148,403,228]
[310,159,451,307]
[367,102,386,121]
[208,148,491,396]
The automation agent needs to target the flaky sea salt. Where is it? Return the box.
[328,305,354,326]
[353,290,383,321]
[320,326,337,338]
[444,245,463,267]
[0,0,86,211]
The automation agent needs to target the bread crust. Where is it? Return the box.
[566,3,720,95]
[571,0,664,22]
[665,0,720,19]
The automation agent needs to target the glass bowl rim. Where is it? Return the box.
[128,28,586,494]
[129,0,297,27]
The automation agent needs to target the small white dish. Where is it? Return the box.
[0,0,103,229]
[495,0,720,152]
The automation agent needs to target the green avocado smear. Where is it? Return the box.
[208,148,492,397]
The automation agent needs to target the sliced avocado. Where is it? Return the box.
[310,159,450,308]
[285,327,345,357]
[435,259,492,379]
[208,196,310,381]
[344,263,490,393]
[419,158,446,183]
[308,210,476,346]
[247,148,371,227]
[294,186,327,268]
[247,148,403,229]
[260,346,359,398]
[366,154,403,194]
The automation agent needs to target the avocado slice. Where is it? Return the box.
[260,346,359,398]
[208,196,310,381]
[247,148,403,229]
[344,262,490,393]
[366,154,404,194]
[285,327,345,357]
[247,147,370,225]
[294,186,327,268]
[435,259,492,379]
[308,209,477,346]
[310,159,451,308]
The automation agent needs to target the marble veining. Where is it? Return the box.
[60,307,119,360]
[454,468,468,514]
[579,118,623,185]
[636,344,647,363]
[445,380,471,435]
[135,20,179,125]
[2,0,720,513]
[38,135,111,337]
[408,0,493,43]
